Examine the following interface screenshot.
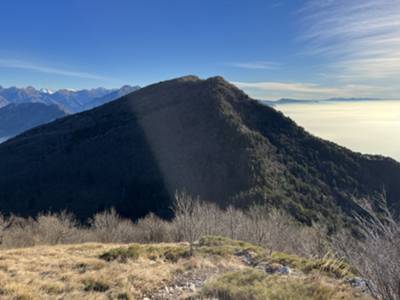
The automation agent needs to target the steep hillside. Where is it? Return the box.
[0,76,399,226]
[0,103,67,141]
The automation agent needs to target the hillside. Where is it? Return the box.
[0,236,370,300]
[0,76,399,226]
[0,103,67,141]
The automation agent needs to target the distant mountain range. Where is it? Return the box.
[262,97,384,106]
[0,85,140,141]
[0,76,399,230]
[0,103,68,142]
[0,85,140,113]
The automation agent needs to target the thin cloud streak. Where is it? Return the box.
[232,80,393,100]
[233,81,338,95]
[0,58,110,80]
[299,0,400,81]
[226,61,280,70]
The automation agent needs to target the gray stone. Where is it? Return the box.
[276,265,292,275]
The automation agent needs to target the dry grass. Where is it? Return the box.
[0,238,373,300]
[0,242,238,300]
[201,269,371,300]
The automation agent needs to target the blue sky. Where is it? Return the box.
[1,0,400,99]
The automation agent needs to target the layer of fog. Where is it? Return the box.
[275,101,400,162]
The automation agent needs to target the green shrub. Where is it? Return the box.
[163,247,191,262]
[82,278,110,292]
[99,245,140,262]
[198,236,268,258]
[117,292,131,299]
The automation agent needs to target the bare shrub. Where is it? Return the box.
[135,213,172,243]
[220,205,246,240]
[172,191,205,255]
[0,213,13,246]
[0,194,327,260]
[170,192,324,258]
[36,211,79,245]
[1,216,37,248]
[220,205,324,257]
[241,204,271,246]
[261,209,328,257]
[333,210,400,300]
[89,208,137,243]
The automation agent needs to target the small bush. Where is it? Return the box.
[40,282,64,295]
[135,213,172,243]
[198,236,267,258]
[99,245,140,262]
[36,211,79,245]
[82,278,110,292]
[89,208,138,243]
[163,247,191,262]
[117,292,131,300]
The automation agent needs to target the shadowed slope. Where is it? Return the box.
[0,76,399,226]
[0,103,67,141]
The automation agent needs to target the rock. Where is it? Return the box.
[276,265,292,275]
[347,277,368,289]
[258,262,292,275]
[235,250,255,265]
[189,283,196,291]
[263,263,280,274]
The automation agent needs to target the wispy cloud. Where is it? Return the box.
[226,61,280,70]
[299,0,400,80]
[233,81,338,95]
[232,80,392,100]
[0,58,109,80]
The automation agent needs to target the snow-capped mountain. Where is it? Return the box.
[0,85,140,113]
[39,88,54,94]
[0,84,140,142]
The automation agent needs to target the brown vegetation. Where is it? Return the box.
[0,192,398,299]
[333,203,400,300]
[0,196,326,259]
[0,236,369,300]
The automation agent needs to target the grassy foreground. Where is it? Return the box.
[0,236,371,300]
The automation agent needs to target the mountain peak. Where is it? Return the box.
[206,75,228,83]
[172,75,201,82]
[161,75,230,86]
[0,76,399,227]
[40,88,54,94]
[144,75,240,97]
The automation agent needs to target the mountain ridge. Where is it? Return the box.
[0,102,68,142]
[0,85,140,112]
[0,85,140,141]
[0,76,399,228]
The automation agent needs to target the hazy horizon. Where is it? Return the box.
[276,100,400,162]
